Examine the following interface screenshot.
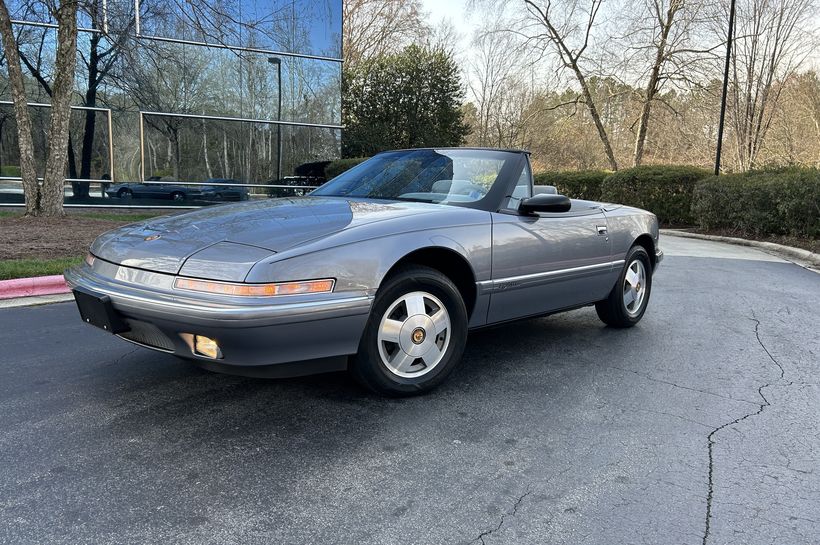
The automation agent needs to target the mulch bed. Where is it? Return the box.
[0,215,132,260]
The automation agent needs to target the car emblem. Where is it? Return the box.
[144,234,161,241]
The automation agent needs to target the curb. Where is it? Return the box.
[0,274,70,300]
[661,229,820,269]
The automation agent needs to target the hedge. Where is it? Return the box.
[534,170,609,201]
[600,165,710,226]
[324,157,369,179]
[692,168,820,239]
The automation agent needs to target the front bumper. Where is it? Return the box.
[64,262,373,368]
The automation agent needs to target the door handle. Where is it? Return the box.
[596,225,608,236]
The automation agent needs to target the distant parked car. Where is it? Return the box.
[267,176,324,198]
[107,178,202,202]
[200,179,250,202]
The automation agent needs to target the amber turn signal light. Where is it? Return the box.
[174,277,335,297]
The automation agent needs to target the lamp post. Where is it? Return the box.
[714,0,737,176]
[268,57,283,181]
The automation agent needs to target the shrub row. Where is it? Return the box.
[536,165,820,238]
[692,169,820,239]
[600,165,710,226]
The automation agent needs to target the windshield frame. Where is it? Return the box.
[312,148,528,212]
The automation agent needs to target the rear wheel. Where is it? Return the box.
[596,245,652,328]
[117,188,132,199]
[171,191,185,201]
[351,265,468,396]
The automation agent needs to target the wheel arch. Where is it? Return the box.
[632,233,657,269]
[382,246,478,318]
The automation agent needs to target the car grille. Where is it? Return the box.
[118,320,175,352]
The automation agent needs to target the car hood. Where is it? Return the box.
[90,197,448,278]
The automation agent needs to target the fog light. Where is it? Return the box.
[194,335,222,359]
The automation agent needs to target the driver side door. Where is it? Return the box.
[486,170,615,324]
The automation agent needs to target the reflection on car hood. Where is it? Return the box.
[90,197,447,275]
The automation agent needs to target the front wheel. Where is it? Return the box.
[596,245,652,328]
[351,265,468,396]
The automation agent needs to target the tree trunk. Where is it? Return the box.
[0,0,40,215]
[40,1,79,216]
[575,67,619,171]
[223,130,230,177]
[634,2,678,167]
[202,118,212,179]
[168,127,180,180]
[80,24,100,181]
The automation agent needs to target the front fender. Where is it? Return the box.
[603,207,660,263]
[244,225,493,299]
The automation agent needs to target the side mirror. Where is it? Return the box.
[519,193,572,214]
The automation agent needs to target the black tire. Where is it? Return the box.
[117,188,132,199]
[596,245,652,328]
[350,265,468,396]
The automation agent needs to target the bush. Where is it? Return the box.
[533,170,610,201]
[692,168,820,239]
[324,157,369,179]
[600,165,710,226]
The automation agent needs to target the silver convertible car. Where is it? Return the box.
[66,148,663,395]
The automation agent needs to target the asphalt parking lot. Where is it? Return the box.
[1,237,818,545]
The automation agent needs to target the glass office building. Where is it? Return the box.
[0,0,342,207]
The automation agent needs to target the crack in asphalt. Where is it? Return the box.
[472,486,532,545]
[701,314,785,545]
[609,365,759,406]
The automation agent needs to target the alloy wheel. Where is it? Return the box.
[623,259,647,316]
[377,291,451,378]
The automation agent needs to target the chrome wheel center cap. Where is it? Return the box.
[411,327,426,344]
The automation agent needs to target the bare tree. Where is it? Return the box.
[0,0,78,216]
[0,1,38,215]
[722,0,816,170]
[467,18,521,146]
[522,0,620,170]
[343,0,429,66]
[629,0,685,165]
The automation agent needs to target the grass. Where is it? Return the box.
[0,257,83,281]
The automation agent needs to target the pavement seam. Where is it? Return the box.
[701,313,785,545]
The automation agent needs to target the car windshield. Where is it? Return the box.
[312,149,515,204]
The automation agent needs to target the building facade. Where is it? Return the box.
[1,0,343,207]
